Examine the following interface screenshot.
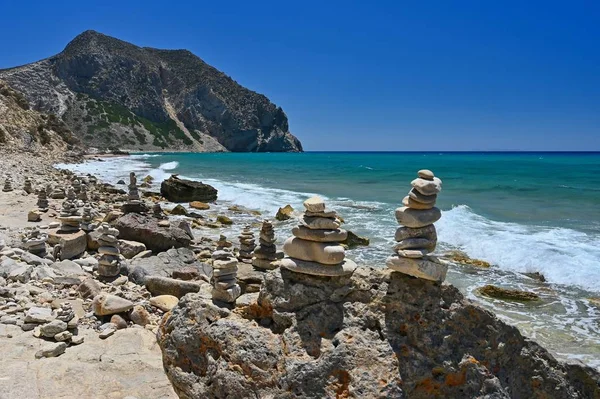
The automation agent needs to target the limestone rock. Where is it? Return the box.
[189,201,210,210]
[49,230,87,260]
[145,276,203,298]
[299,215,340,230]
[128,248,210,284]
[278,257,357,277]
[411,176,442,196]
[160,175,217,203]
[394,206,441,228]
[303,196,326,213]
[291,225,347,242]
[92,293,134,316]
[149,295,179,312]
[283,237,345,265]
[275,204,294,221]
[28,209,42,222]
[386,255,448,282]
[35,342,67,359]
[118,240,146,259]
[478,285,540,302]
[130,305,151,326]
[114,213,192,252]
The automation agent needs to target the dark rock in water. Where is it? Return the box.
[128,247,210,284]
[478,285,540,301]
[121,201,149,214]
[523,272,546,282]
[0,30,303,152]
[169,204,188,216]
[275,204,294,221]
[160,175,217,203]
[158,267,600,399]
[341,230,370,248]
[145,276,205,298]
[114,213,192,252]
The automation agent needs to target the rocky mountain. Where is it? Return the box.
[0,30,303,152]
[0,79,79,156]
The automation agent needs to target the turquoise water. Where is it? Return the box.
[60,151,600,368]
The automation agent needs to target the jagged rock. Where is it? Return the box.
[114,213,192,252]
[118,240,146,259]
[160,175,217,203]
[340,230,370,248]
[158,267,600,399]
[275,204,294,221]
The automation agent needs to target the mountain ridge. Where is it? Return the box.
[0,30,303,152]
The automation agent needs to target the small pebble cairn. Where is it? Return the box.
[3,176,14,192]
[37,186,49,210]
[55,302,75,323]
[58,187,81,232]
[152,203,164,218]
[22,228,48,257]
[78,185,88,202]
[23,177,33,194]
[252,220,283,270]
[386,169,447,282]
[128,172,140,201]
[216,234,232,250]
[211,250,241,303]
[72,178,82,194]
[280,196,357,276]
[237,225,256,263]
[96,223,122,277]
[81,203,95,231]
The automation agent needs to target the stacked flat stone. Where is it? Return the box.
[58,187,81,232]
[50,184,65,199]
[3,177,13,192]
[23,177,33,194]
[128,172,140,201]
[78,185,88,202]
[152,203,164,218]
[81,203,94,231]
[22,228,48,256]
[386,169,447,282]
[211,250,241,303]
[55,302,74,323]
[252,220,283,270]
[216,235,232,250]
[37,186,49,210]
[96,223,121,277]
[237,226,256,263]
[280,196,357,276]
[72,178,82,194]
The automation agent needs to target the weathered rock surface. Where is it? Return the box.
[160,175,218,203]
[114,213,192,252]
[0,30,302,153]
[128,247,210,284]
[158,267,600,399]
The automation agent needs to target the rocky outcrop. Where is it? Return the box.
[0,30,303,152]
[114,213,192,252]
[158,267,600,398]
[160,175,217,203]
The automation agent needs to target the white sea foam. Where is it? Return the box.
[159,161,179,170]
[437,205,600,293]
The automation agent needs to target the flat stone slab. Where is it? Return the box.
[386,255,447,282]
[279,257,357,277]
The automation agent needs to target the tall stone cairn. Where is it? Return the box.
[22,228,48,257]
[128,172,140,201]
[2,177,13,192]
[23,177,33,194]
[252,220,283,270]
[96,223,121,277]
[211,250,241,303]
[58,187,81,232]
[37,186,49,210]
[81,203,94,231]
[280,196,357,276]
[386,169,447,282]
[237,225,256,263]
[72,178,82,194]
[79,185,88,202]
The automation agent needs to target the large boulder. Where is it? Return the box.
[128,247,211,284]
[158,267,600,399]
[160,175,217,203]
[114,214,192,253]
[48,230,87,260]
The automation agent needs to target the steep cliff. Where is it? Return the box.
[0,30,303,152]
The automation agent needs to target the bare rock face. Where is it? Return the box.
[158,267,600,399]
[0,30,303,153]
[160,175,217,203]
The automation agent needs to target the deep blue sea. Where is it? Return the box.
[59,151,600,368]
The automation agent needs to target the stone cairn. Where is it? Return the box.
[23,177,33,194]
[58,187,81,232]
[280,196,357,276]
[37,186,49,211]
[386,169,447,282]
[152,203,164,219]
[211,250,241,303]
[72,178,82,194]
[81,203,94,231]
[3,177,14,192]
[96,223,121,277]
[252,220,283,270]
[237,225,256,263]
[22,228,48,257]
[78,185,88,202]
[128,172,140,201]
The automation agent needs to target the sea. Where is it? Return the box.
[58,151,600,368]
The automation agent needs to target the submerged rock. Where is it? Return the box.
[477,285,540,302]
[158,267,600,398]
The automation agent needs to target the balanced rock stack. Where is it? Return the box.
[78,185,88,202]
[96,223,122,277]
[3,177,13,192]
[386,169,447,282]
[58,188,81,232]
[211,250,241,303]
[22,228,48,257]
[37,186,49,210]
[72,178,82,194]
[237,226,256,263]
[23,177,33,194]
[128,172,140,201]
[252,220,283,270]
[280,196,357,276]
[81,203,94,231]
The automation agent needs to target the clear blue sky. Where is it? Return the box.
[1,0,599,151]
